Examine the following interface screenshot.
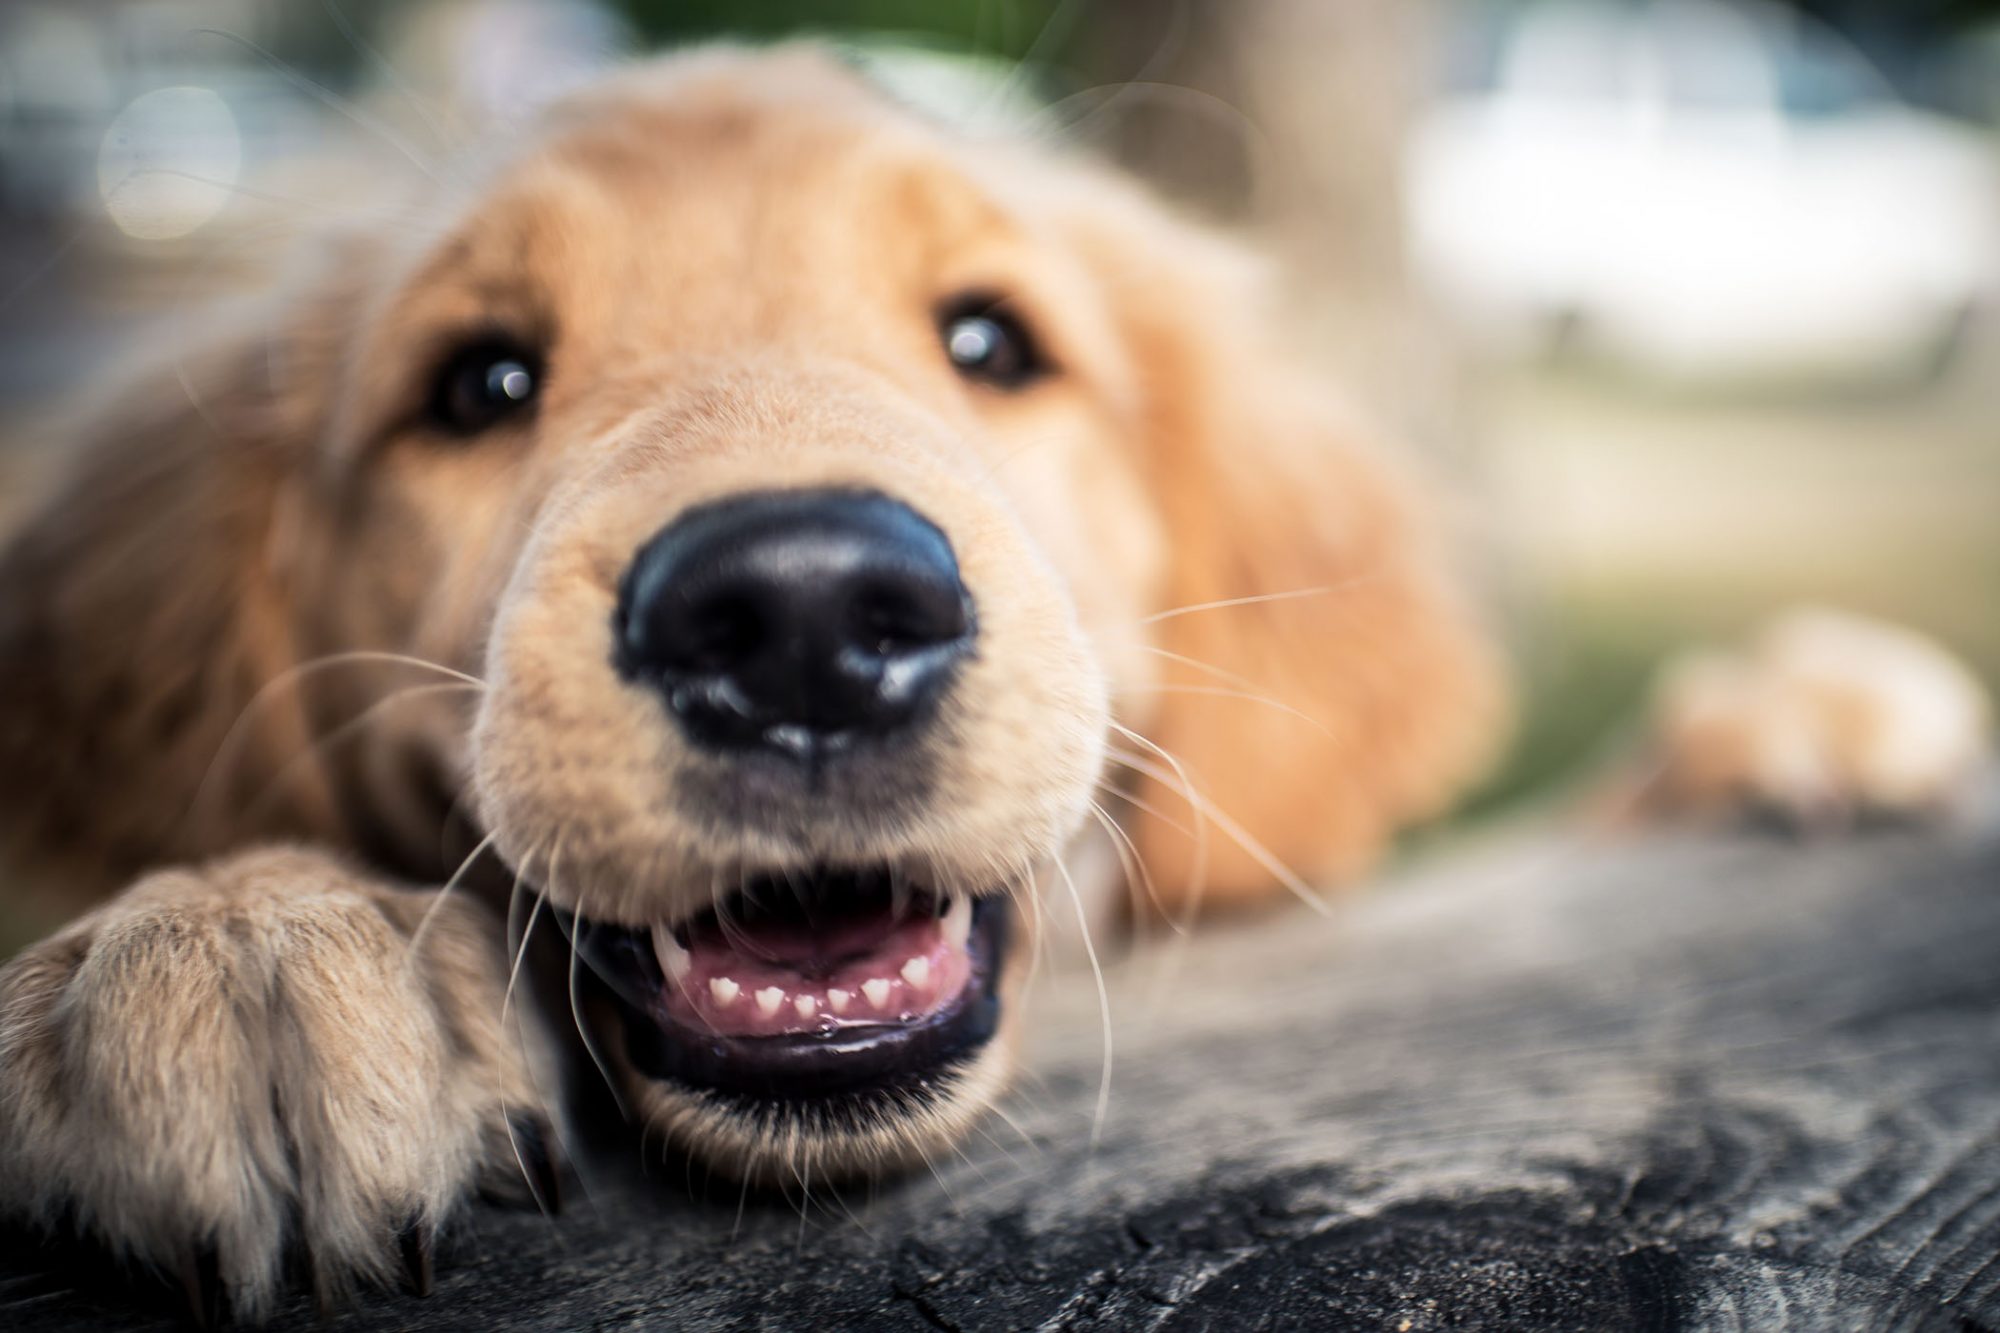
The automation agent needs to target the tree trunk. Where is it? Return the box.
[1075,0,1458,452]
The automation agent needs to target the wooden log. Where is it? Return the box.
[7,807,2000,1330]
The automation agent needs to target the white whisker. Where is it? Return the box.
[496,844,553,1219]
[1118,683,1337,739]
[501,865,546,1028]
[979,0,1086,127]
[1086,798,1176,934]
[1052,852,1114,1150]
[1105,730,1336,920]
[189,651,485,828]
[1123,642,1275,695]
[191,27,442,182]
[403,828,497,968]
[1015,854,1054,1004]
[1106,722,1212,926]
[983,1100,1045,1163]
[1137,585,1337,627]
[556,841,633,1120]
[315,0,460,152]
[240,680,483,824]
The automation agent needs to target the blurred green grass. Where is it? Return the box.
[620,0,1068,57]
[1448,344,2000,826]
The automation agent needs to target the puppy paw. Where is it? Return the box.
[1638,607,1992,826]
[0,847,558,1322]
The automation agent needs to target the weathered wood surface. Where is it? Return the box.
[8,809,2000,1331]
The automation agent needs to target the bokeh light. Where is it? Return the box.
[96,86,241,241]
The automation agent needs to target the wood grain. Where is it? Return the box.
[7,810,2000,1330]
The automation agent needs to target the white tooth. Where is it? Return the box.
[652,925,692,984]
[827,988,852,1014]
[794,994,817,1019]
[862,978,893,1009]
[709,977,740,1007]
[755,986,785,1018]
[901,956,931,989]
[941,894,972,950]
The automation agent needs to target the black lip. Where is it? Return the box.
[565,894,1008,1101]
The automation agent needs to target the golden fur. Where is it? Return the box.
[0,47,1502,1315]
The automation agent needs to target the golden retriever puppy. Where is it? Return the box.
[0,47,1505,1317]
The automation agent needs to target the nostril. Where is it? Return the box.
[680,590,768,674]
[848,579,969,657]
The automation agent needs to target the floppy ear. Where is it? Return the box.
[0,283,349,901]
[1075,200,1505,912]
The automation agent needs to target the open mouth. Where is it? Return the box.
[570,869,1008,1100]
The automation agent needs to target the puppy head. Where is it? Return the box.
[6,48,1498,1183]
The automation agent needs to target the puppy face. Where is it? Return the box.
[7,48,1499,1185]
[307,53,1181,1179]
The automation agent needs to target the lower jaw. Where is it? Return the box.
[618,1033,1019,1185]
[613,993,1001,1099]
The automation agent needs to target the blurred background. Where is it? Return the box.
[1,0,1996,822]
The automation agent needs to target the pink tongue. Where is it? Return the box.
[665,909,971,1038]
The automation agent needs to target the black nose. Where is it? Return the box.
[614,489,976,761]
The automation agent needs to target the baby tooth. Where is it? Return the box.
[901,956,931,988]
[941,894,972,950]
[940,892,972,944]
[652,924,693,983]
[827,988,852,1014]
[794,994,817,1020]
[755,987,785,1018]
[710,977,741,1007]
[862,978,893,1009]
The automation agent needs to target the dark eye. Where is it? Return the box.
[939,298,1049,389]
[428,340,542,435]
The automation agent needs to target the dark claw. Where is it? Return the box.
[513,1111,567,1216]
[174,1243,225,1330]
[397,1218,434,1299]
